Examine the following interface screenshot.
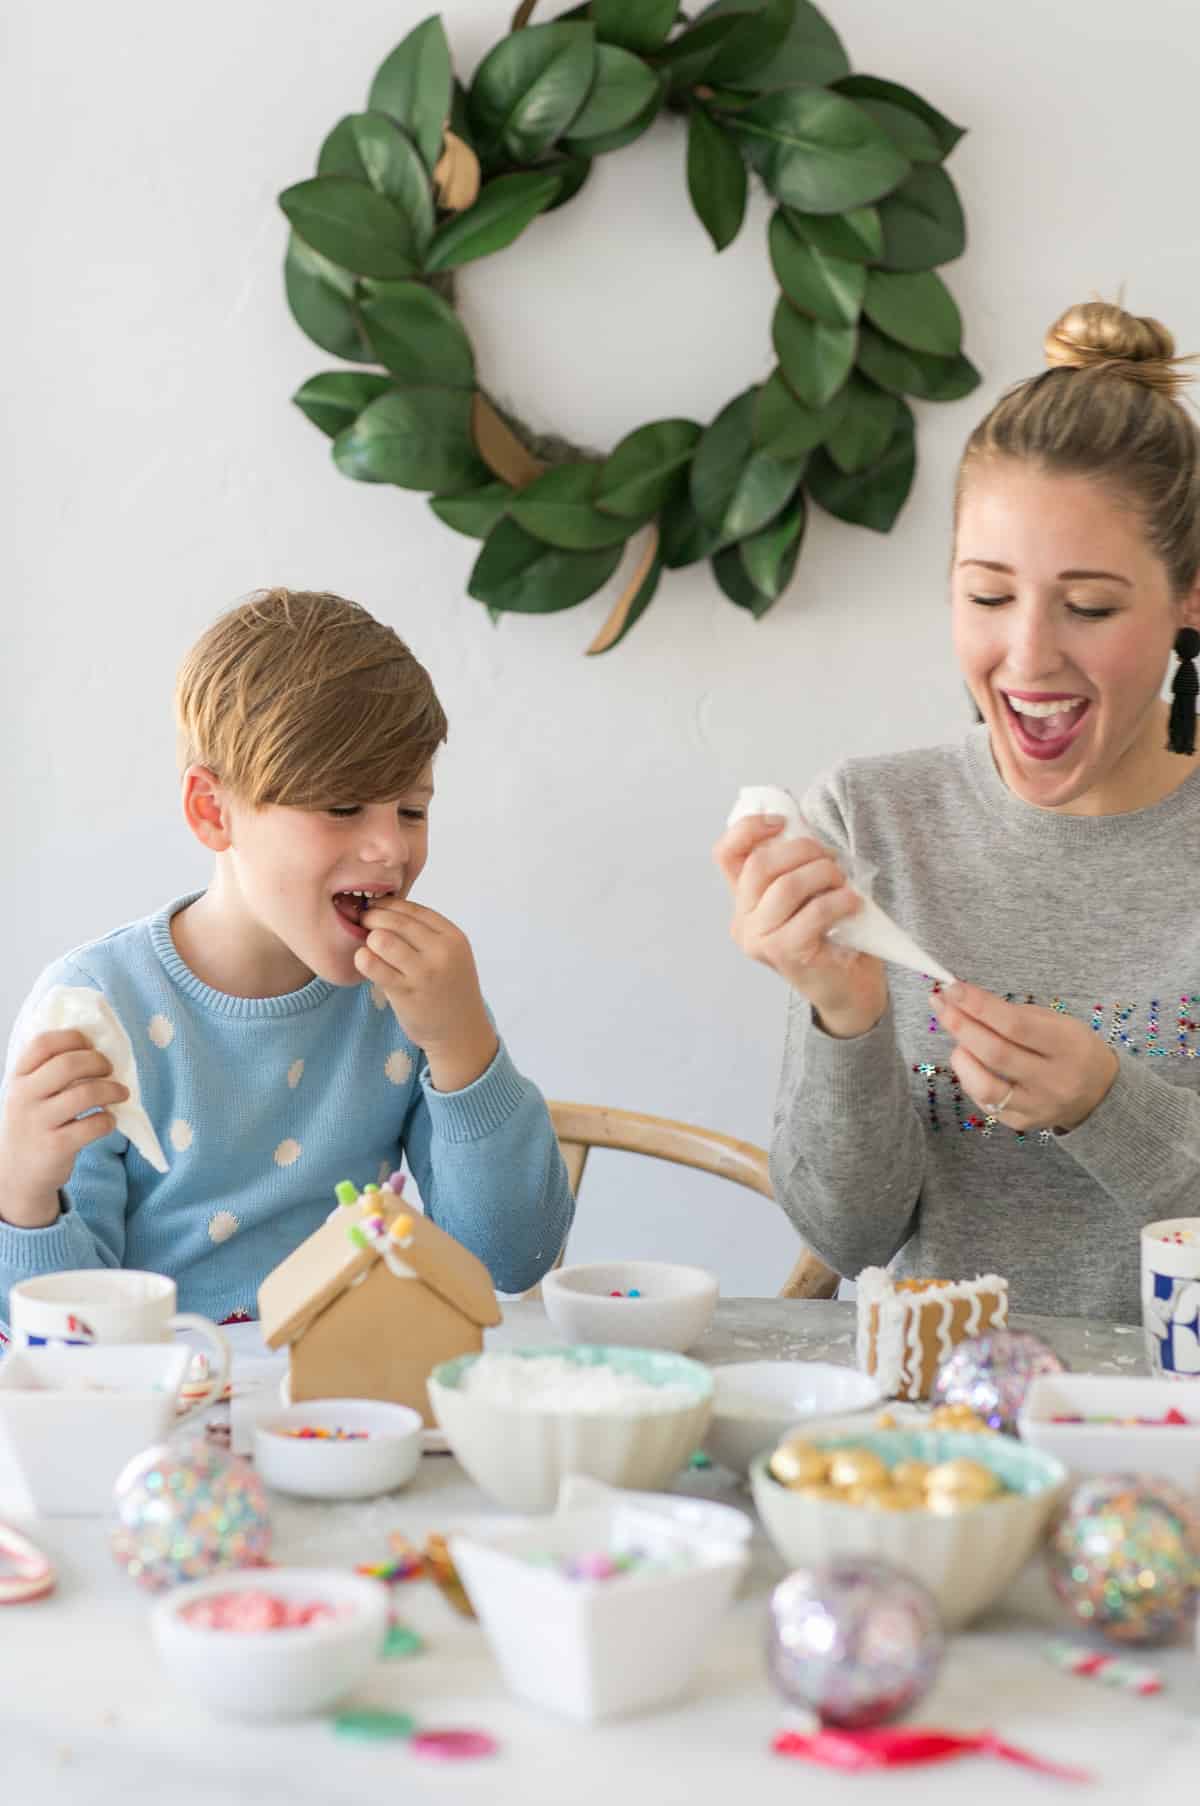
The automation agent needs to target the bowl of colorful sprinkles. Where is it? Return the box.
[751,1427,1067,1630]
[151,1567,389,1719]
[428,1347,714,1512]
[541,1260,719,1353]
[253,1399,423,1500]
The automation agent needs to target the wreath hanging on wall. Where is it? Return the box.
[280,1,978,653]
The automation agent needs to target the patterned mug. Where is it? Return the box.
[1141,1219,1200,1379]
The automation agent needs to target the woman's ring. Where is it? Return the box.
[991,1083,1015,1115]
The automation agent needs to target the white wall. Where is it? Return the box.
[5,1,1199,1292]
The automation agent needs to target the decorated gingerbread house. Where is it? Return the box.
[257,1178,501,1424]
[856,1268,1009,1401]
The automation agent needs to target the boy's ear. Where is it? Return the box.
[182,765,234,852]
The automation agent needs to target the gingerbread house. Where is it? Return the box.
[257,1179,501,1424]
[856,1268,1009,1401]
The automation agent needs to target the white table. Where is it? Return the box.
[1,1300,1197,1806]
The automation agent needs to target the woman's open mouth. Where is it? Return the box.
[332,886,396,942]
[1001,691,1091,762]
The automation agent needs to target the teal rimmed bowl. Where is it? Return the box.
[429,1345,714,1513]
[751,1429,1068,1630]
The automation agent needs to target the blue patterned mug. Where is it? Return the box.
[1141,1219,1200,1378]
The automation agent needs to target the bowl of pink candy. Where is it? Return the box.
[151,1568,389,1719]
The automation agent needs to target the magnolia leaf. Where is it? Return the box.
[508,462,634,549]
[472,394,547,488]
[468,517,624,613]
[739,492,806,598]
[359,284,475,388]
[731,0,850,87]
[834,74,965,159]
[367,16,453,172]
[659,487,724,567]
[469,22,596,162]
[587,528,663,653]
[730,87,909,213]
[542,154,592,210]
[424,170,561,271]
[712,545,774,617]
[822,374,898,474]
[348,113,434,251]
[284,234,371,362]
[433,131,482,211]
[568,87,661,156]
[772,300,856,409]
[332,386,489,491]
[279,177,419,279]
[687,106,748,252]
[293,371,393,439]
[563,44,660,150]
[833,92,941,165]
[690,389,804,541]
[592,0,677,54]
[701,0,796,86]
[595,418,702,521]
[317,116,370,182]
[807,401,916,532]
[877,164,965,270]
[658,15,743,89]
[429,481,514,539]
[864,269,961,356]
[752,369,843,457]
[856,325,981,400]
[784,203,882,264]
[768,210,865,325]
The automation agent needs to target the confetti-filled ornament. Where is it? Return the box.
[1046,1475,1200,1646]
[932,1330,1066,1432]
[767,1556,944,1728]
[111,1439,272,1592]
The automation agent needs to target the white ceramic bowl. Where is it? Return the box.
[253,1399,422,1500]
[541,1261,719,1353]
[429,1346,714,1513]
[0,1343,193,1514]
[449,1494,748,1721]
[751,1428,1068,1630]
[151,1568,389,1719]
[555,1473,753,1545]
[704,1361,885,1475]
[1019,1373,1200,1491]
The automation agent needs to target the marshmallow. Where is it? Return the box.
[26,986,169,1173]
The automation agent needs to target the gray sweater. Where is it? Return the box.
[772,726,1200,1321]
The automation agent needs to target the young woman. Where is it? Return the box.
[715,302,1200,1321]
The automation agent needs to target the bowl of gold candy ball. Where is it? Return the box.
[750,1424,1067,1629]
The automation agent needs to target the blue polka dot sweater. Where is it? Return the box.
[0,896,574,1326]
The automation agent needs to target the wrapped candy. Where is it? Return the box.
[1046,1475,1200,1646]
[111,1439,271,1591]
[767,1556,943,1728]
[933,1329,1066,1433]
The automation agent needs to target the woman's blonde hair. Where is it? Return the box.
[175,588,448,808]
[957,301,1200,594]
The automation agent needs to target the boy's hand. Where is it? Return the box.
[0,1030,129,1227]
[355,900,498,1093]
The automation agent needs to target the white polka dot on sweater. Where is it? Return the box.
[169,1119,193,1152]
[208,1210,240,1244]
[370,984,389,1011]
[274,1138,302,1167]
[385,1050,413,1086]
[287,1059,304,1089]
[147,1014,174,1048]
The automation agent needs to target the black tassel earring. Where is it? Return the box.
[1168,627,1200,755]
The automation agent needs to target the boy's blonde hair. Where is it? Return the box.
[175,589,447,808]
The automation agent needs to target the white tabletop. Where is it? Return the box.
[1,1300,1197,1806]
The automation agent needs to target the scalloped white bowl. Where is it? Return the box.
[428,1346,713,1513]
[751,1428,1068,1630]
[704,1360,884,1475]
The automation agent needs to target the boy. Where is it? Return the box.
[0,589,573,1324]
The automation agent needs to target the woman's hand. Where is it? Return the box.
[930,982,1119,1132]
[712,816,888,1038]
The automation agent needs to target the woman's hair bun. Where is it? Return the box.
[1043,301,1190,394]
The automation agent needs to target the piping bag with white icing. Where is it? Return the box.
[25,986,170,1173]
[727,785,955,986]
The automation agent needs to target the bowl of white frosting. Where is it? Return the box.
[428,1347,714,1513]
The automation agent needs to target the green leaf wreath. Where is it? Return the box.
[280,2,979,653]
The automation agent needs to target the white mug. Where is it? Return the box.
[1140,1219,1200,1379]
[7,1270,230,1415]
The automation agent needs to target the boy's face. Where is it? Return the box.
[221,765,434,987]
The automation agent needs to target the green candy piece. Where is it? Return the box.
[363,1182,381,1194]
[333,1709,417,1740]
[687,1450,713,1470]
[334,1179,358,1206]
[382,1624,424,1659]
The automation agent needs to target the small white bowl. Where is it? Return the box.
[429,1346,714,1513]
[254,1399,423,1500]
[0,1343,193,1514]
[449,1495,747,1721]
[151,1568,388,1720]
[751,1428,1067,1630]
[1019,1373,1200,1490]
[542,1262,718,1353]
[704,1361,884,1475]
